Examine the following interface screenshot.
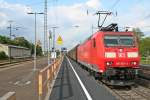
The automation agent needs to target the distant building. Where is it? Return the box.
[0,43,31,58]
[61,47,67,53]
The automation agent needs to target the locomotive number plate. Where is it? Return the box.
[118,53,126,58]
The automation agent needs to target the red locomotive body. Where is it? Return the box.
[68,24,140,86]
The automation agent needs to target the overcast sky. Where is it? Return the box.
[0,0,150,50]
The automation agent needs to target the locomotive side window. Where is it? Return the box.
[104,35,134,46]
[93,38,96,48]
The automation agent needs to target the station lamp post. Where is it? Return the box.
[27,12,44,71]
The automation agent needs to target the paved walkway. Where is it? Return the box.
[49,57,117,100]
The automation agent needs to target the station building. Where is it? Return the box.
[0,43,31,58]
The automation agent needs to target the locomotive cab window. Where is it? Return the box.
[104,35,134,47]
[119,36,134,46]
[104,35,119,46]
[93,38,96,48]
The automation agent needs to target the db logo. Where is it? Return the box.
[118,53,125,58]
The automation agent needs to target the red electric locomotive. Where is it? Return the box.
[68,23,140,86]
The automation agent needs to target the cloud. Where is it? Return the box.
[0,1,44,43]
[47,0,101,49]
[86,0,101,9]
[109,3,150,36]
[0,12,7,27]
[0,0,3,3]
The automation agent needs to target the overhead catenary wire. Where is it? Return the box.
[51,0,60,51]
[106,0,121,25]
[108,0,150,31]
[52,0,59,26]
[94,0,121,30]
[143,14,150,20]
[109,0,121,10]
[133,13,150,30]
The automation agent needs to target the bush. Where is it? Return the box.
[0,51,8,60]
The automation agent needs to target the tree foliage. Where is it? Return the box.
[13,37,31,48]
[0,36,12,44]
[0,51,8,60]
[36,45,42,56]
[132,28,150,57]
[139,37,150,57]
[132,28,144,41]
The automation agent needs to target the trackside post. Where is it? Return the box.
[38,74,42,100]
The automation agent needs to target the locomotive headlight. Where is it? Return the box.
[131,61,137,65]
[106,61,113,66]
[106,62,110,65]
[105,52,116,58]
[127,52,138,58]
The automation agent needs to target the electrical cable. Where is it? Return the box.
[109,0,121,10]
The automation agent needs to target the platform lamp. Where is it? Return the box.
[27,12,44,71]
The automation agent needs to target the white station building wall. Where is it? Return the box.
[0,44,31,58]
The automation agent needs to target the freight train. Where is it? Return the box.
[68,24,140,86]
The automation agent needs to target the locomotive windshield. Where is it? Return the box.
[104,35,134,46]
[104,36,119,46]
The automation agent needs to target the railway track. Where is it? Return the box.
[96,76,150,100]
[110,85,150,100]
[98,80,150,100]
[0,56,45,68]
[0,58,33,69]
[90,64,150,100]
[139,65,150,81]
[96,78,150,100]
[0,58,33,65]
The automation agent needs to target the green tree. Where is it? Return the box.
[31,43,34,55]
[0,35,43,56]
[36,45,42,56]
[13,37,31,48]
[0,51,8,60]
[0,35,12,44]
[30,45,43,56]
[132,28,144,41]
[140,37,150,57]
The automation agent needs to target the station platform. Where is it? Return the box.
[49,56,117,100]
